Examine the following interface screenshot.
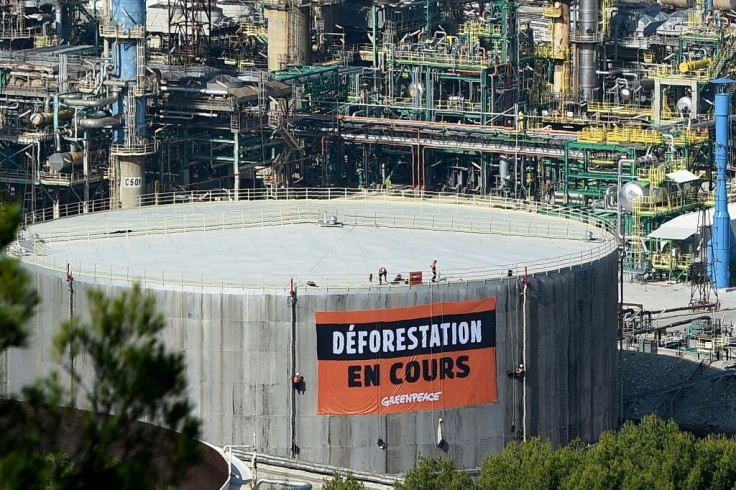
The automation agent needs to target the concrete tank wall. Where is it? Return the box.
[9,252,618,474]
[264,4,310,71]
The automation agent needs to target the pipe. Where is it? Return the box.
[336,115,577,137]
[256,479,311,490]
[159,85,228,96]
[290,282,297,458]
[30,109,74,127]
[679,58,712,73]
[522,278,528,441]
[78,116,122,128]
[160,110,219,118]
[597,68,626,76]
[617,158,635,242]
[238,452,401,486]
[663,133,675,152]
[61,92,119,107]
[711,91,731,288]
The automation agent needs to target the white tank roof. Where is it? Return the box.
[21,197,612,290]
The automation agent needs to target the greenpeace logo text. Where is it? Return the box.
[381,391,442,407]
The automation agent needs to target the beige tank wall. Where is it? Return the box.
[265,5,310,72]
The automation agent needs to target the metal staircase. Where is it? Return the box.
[711,35,736,80]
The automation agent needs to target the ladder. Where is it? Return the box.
[711,35,736,79]
[631,199,644,271]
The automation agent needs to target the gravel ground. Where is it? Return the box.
[621,351,736,436]
[620,281,736,436]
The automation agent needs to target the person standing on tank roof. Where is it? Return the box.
[431,260,437,282]
[378,266,387,284]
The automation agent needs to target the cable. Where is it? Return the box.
[305,224,353,276]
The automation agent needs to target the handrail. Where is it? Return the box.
[17,189,619,291]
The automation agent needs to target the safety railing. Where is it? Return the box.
[385,47,490,69]
[576,125,702,146]
[110,141,157,156]
[542,3,562,17]
[99,24,145,39]
[18,189,619,291]
[587,101,654,118]
[24,188,620,229]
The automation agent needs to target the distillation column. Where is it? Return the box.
[102,0,152,208]
[264,0,310,72]
[552,0,570,94]
[711,87,732,288]
[574,0,599,100]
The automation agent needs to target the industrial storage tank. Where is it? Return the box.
[6,190,619,474]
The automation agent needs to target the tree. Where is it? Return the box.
[565,416,697,489]
[479,438,586,490]
[396,456,475,490]
[0,202,38,352]
[322,472,367,490]
[0,203,201,489]
[477,415,736,490]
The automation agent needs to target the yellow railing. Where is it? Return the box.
[688,10,701,28]
[666,159,687,171]
[535,44,567,60]
[240,22,266,38]
[672,130,709,145]
[650,63,710,81]
[634,190,688,215]
[577,127,607,143]
[703,188,736,205]
[647,166,666,187]
[587,101,654,117]
[34,35,57,47]
[578,125,673,145]
[610,127,662,144]
[651,252,692,271]
[99,24,145,38]
[697,338,714,353]
[542,4,562,17]
[631,200,644,269]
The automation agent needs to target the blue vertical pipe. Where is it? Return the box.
[110,0,145,143]
[712,92,731,288]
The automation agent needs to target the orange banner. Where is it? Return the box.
[316,298,497,415]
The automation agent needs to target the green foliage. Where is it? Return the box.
[0,207,201,489]
[0,202,38,351]
[395,417,736,490]
[322,472,367,490]
[476,415,736,490]
[396,456,475,490]
[479,438,586,490]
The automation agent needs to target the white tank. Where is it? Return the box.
[217,0,250,20]
[618,181,645,212]
[146,5,174,34]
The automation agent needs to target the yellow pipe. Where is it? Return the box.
[679,58,712,73]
